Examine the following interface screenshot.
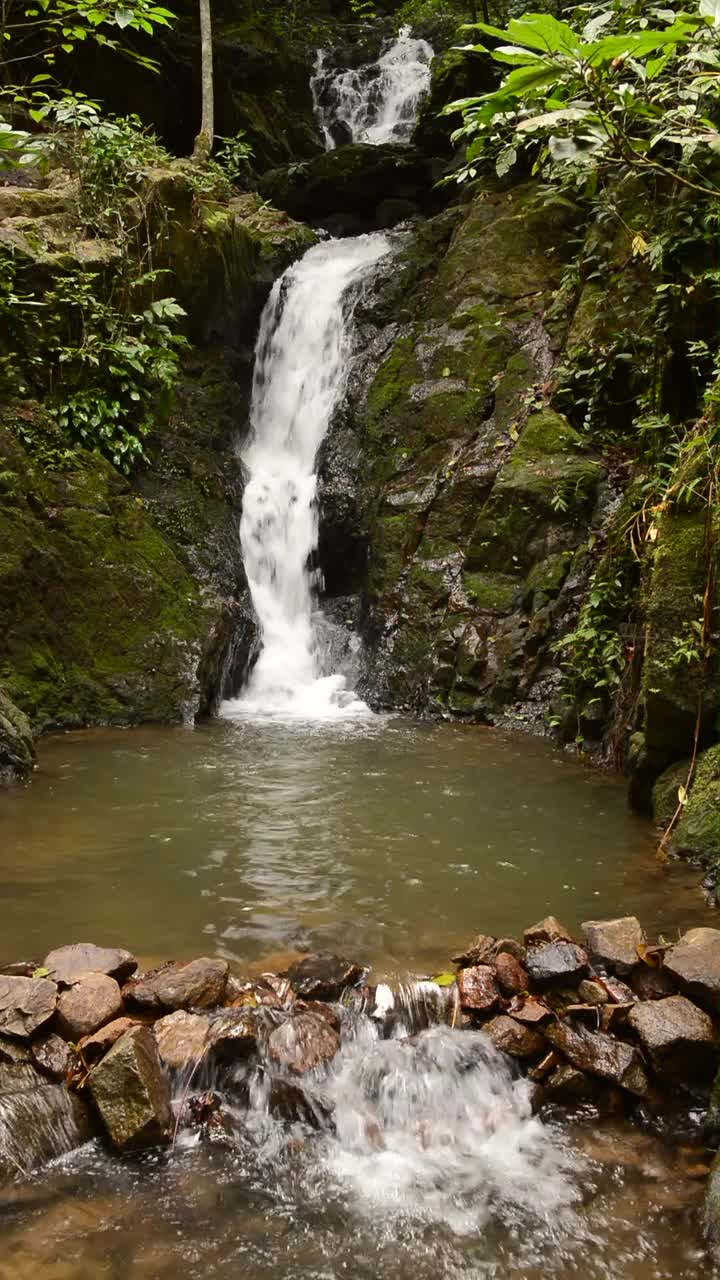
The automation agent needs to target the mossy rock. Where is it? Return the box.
[652,746,720,863]
[0,687,35,783]
[494,410,602,512]
[463,571,520,615]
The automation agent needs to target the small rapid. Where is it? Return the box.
[223,234,390,721]
[313,25,433,147]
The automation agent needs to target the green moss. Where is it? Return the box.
[463,571,520,614]
[652,746,720,862]
[526,552,572,597]
[494,410,602,512]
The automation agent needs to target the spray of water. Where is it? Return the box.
[313,26,433,148]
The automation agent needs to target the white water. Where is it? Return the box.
[222,234,390,721]
[313,25,433,148]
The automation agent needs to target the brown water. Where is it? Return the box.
[0,716,717,1280]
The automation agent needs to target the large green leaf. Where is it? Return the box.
[506,13,581,55]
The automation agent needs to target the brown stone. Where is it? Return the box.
[56,973,124,1040]
[30,1033,72,1081]
[451,934,496,966]
[123,958,229,1012]
[494,952,528,997]
[598,975,635,1004]
[663,929,720,1010]
[154,1010,210,1072]
[208,1008,257,1064]
[79,1017,138,1063]
[523,917,573,947]
[529,1049,559,1082]
[484,1015,545,1058]
[457,965,500,1013]
[494,938,527,964]
[581,917,645,975]
[627,995,716,1084]
[0,975,57,1040]
[526,941,588,987]
[599,1003,634,1034]
[545,1020,648,1096]
[43,943,137,987]
[631,965,676,1001]
[578,979,609,1006]
[267,1011,340,1074]
[286,954,364,1001]
[507,995,551,1025]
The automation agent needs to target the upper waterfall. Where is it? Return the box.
[222,234,390,721]
[312,25,433,148]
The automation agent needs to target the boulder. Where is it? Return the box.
[494,952,528,996]
[663,928,720,1010]
[258,143,433,225]
[653,745,720,862]
[43,943,137,986]
[457,964,500,1013]
[545,1020,648,1096]
[88,1025,172,1151]
[30,1033,73,1081]
[55,973,124,1040]
[523,917,573,947]
[267,1011,340,1074]
[627,996,716,1084]
[526,941,588,987]
[0,975,57,1039]
[0,686,35,784]
[78,1017,139,1063]
[123,958,229,1012]
[153,1010,210,1073]
[484,1016,545,1059]
[287,953,363,1002]
[581,917,644,975]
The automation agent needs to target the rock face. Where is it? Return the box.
[581,918,644,976]
[653,746,720,864]
[0,687,35,784]
[287,954,363,1002]
[88,1025,172,1151]
[628,996,716,1084]
[259,144,433,228]
[0,975,57,1039]
[267,1011,341,1074]
[123,958,229,1012]
[44,943,138,986]
[55,974,124,1041]
[545,1021,648,1097]
[526,942,588,987]
[663,929,720,1010]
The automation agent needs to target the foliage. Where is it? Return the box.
[0,0,175,81]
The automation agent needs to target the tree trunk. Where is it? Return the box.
[192,0,214,161]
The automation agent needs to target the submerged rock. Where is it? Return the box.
[267,1011,340,1074]
[0,975,57,1040]
[287,954,363,1002]
[627,996,716,1085]
[43,943,137,986]
[88,1025,172,1151]
[526,941,588,987]
[581,918,644,976]
[123,958,229,1012]
[663,928,720,1010]
[545,1020,648,1097]
[55,973,124,1041]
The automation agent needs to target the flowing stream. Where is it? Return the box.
[312,25,433,147]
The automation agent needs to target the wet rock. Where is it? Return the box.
[30,1033,72,1081]
[154,1010,210,1073]
[598,975,636,1004]
[301,1001,341,1031]
[627,996,716,1085]
[631,965,676,1001]
[268,1078,333,1129]
[579,979,609,1006]
[43,943,137,986]
[484,1015,545,1058]
[286,953,363,1002]
[78,1016,139,1063]
[507,995,551,1025]
[88,1025,172,1151]
[457,965,500,1013]
[526,941,588,987]
[0,975,57,1040]
[529,1049,560,1082]
[494,938,528,964]
[663,929,720,1010]
[267,1011,341,1074]
[524,917,574,946]
[599,1004,635,1034]
[451,934,496,966]
[0,1035,29,1064]
[494,952,528,997]
[547,1063,594,1101]
[0,1056,93,1180]
[208,1009,257,1064]
[123,957,229,1012]
[545,1020,648,1096]
[581,917,644,975]
[55,973,123,1041]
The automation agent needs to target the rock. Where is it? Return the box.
[494,938,527,964]
[0,975,57,1039]
[523,917,573,947]
[78,1017,139,1063]
[507,995,551,1025]
[599,1004,635,1034]
[30,1033,72,1081]
[55,973,124,1040]
[208,1009,257,1064]
[494,952,528,996]
[631,966,676,1001]
[258,143,434,225]
[653,745,720,862]
[579,979,609,1006]
[627,996,716,1084]
[286,953,363,1002]
[0,1055,93,1180]
[664,929,720,1010]
[43,943,137,986]
[598,975,636,1004]
[123,958,229,1011]
[546,1064,594,1101]
[545,1021,648,1096]
[457,965,500,1013]
[88,1025,172,1151]
[526,941,588,987]
[154,1010,211,1073]
[581,917,644,975]
[529,1049,559,1082]
[268,1078,332,1128]
[267,1011,340,1074]
[0,686,35,784]
[451,934,496,966]
[484,1016,545,1058]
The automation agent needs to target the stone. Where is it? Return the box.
[598,975,636,1004]
[451,934,496,966]
[494,938,528,964]
[546,1064,594,1102]
[663,929,720,1010]
[258,143,433,226]
[599,1004,635,1035]
[78,1017,139,1063]
[123,958,229,1011]
[0,686,35,784]
[88,1025,172,1151]
[267,1011,340,1074]
[457,965,500,1013]
[581,918,644,975]
[286,953,364,1002]
[153,1010,210,1073]
[529,1050,559,1082]
[523,917,573,946]
[0,975,57,1040]
[208,1009,257,1064]
[0,1056,93,1180]
[55,973,123,1041]
[30,1033,72,1081]
[545,1021,648,1096]
[507,995,551,1025]
[268,1078,332,1128]
[631,965,676,1001]
[484,1016,545,1059]
[43,943,137,986]
[494,952,528,997]
[627,996,716,1084]
[579,979,609,1006]
[526,941,588,987]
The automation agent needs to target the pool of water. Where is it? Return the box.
[0,717,713,974]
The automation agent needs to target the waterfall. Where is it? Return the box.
[312,25,433,148]
[223,234,390,720]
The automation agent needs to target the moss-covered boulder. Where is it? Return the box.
[0,687,35,783]
[652,747,720,863]
[413,47,497,157]
[259,144,434,226]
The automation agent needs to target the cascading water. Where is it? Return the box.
[312,25,433,148]
[222,234,390,720]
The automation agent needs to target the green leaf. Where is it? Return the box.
[432,972,457,987]
[506,13,581,54]
[495,145,517,177]
[700,0,720,26]
[114,7,134,28]
[516,106,592,133]
[32,966,51,979]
